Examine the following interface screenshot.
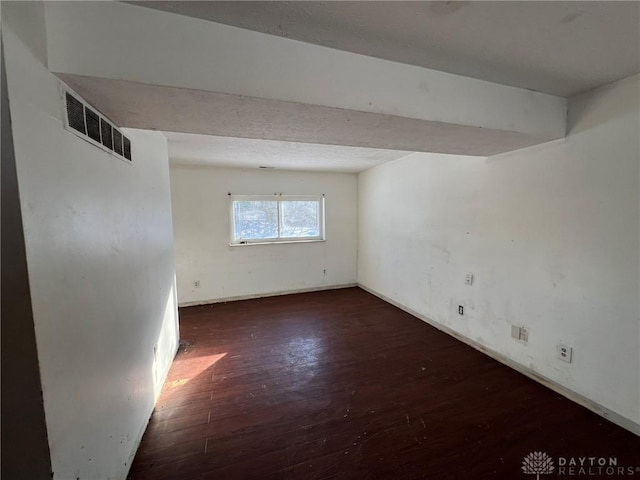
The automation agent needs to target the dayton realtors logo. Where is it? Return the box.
[522,452,640,477]
[522,452,555,479]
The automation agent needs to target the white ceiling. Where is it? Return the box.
[114,1,637,172]
[165,132,414,173]
[132,1,640,97]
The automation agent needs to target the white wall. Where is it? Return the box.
[2,4,180,479]
[358,74,640,432]
[170,166,357,305]
[1,18,53,477]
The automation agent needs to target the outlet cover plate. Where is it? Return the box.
[557,344,572,363]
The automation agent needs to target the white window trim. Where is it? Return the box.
[229,194,325,246]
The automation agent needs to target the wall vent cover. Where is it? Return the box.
[113,129,123,156]
[62,86,132,164]
[65,92,86,135]
[85,107,101,143]
[100,117,113,150]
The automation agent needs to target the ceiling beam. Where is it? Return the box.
[45,1,566,156]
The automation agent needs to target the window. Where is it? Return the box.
[230,194,325,245]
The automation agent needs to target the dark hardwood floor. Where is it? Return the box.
[128,287,640,480]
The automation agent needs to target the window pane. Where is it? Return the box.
[280,200,320,238]
[233,201,278,240]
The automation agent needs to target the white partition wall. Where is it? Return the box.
[2,4,180,479]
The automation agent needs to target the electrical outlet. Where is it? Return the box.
[194,280,201,288]
[465,272,474,285]
[458,305,464,315]
[557,344,572,363]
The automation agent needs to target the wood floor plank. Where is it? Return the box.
[128,288,640,479]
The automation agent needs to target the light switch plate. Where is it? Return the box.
[511,325,521,339]
[511,325,528,343]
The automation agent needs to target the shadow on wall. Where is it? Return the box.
[1,32,53,480]
[567,75,639,136]
[3,1,48,66]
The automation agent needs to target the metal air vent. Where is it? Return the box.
[65,92,85,135]
[113,129,123,156]
[100,117,113,150]
[62,87,132,164]
[85,107,101,143]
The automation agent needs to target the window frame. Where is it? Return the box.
[229,194,325,246]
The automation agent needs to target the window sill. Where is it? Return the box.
[229,239,326,247]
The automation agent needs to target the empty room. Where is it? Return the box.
[2,1,639,479]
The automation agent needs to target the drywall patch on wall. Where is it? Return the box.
[3,7,179,479]
[358,73,640,429]
[170,166,358,305]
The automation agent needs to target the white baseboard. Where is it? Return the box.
[358,283,640,437]
[178,283,358,308]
